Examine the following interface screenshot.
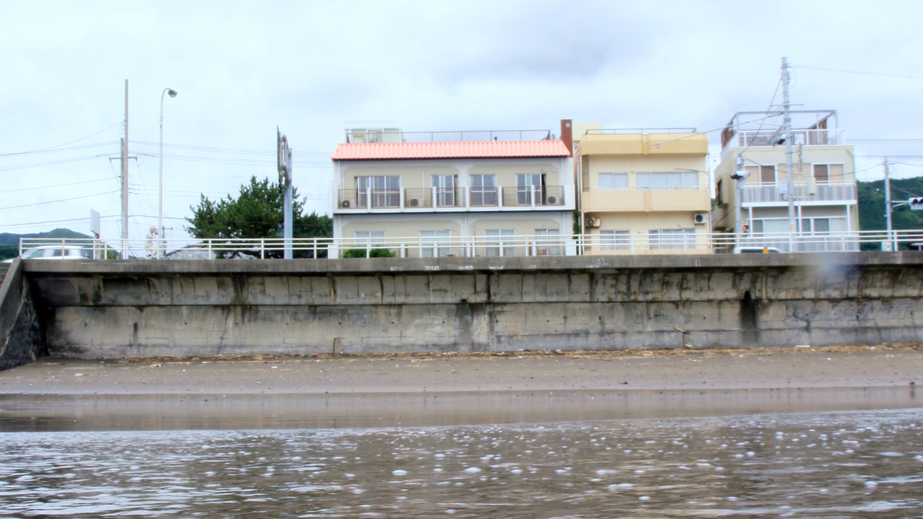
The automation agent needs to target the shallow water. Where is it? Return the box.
[2,409,922,517]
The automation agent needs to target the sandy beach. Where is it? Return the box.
[1,345,921,395]
[2,345,921,431]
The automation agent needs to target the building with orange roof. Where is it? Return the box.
[330,121,576,258]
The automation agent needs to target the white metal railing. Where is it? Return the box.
[741,183,857,204]
[337,186,565,210]
[18,230,923,260]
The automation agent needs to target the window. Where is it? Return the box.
[813,164,844,183]
[357,176,400,207]
[598,173,628,190]
[744,165,777,185]
[813,164,829,183]
[432,175,457,207]
[485,229,515,257]
[649,228,696,250]
[636,172,699,190]
[420,230,452,257]
[517,173,544,204]
[470,174,497,206]
[716,179,724,206]
[600,230,630,250]
[534,228,561,256]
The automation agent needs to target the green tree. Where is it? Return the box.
[185,176,332,258]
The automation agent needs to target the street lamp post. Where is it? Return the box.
[159,88,177,258]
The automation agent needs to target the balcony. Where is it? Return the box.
[336,186,566,212]
[719,109,845,159]
[741,183,856,205]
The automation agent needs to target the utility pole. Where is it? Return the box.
[277,128,293,259]
[781,57,797,252]
[884,158,894,251]
[121,79,129,259]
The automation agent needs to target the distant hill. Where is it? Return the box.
[0,228,91,260]
[0,228,91,248]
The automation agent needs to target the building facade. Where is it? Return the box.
[330,123,575,258]
[575,129,712,255]
[712,110,858,252]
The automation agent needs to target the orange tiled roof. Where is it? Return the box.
[332,140,570,160]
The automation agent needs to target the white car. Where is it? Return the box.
[2,246,94,263]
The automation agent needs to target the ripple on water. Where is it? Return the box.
[0,409,921,516]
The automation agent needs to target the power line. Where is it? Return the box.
[133,140,333,159]
[0,215,117,229]
[791,64,923,80]
[0,141,118,158]
[0,154,112,172]
[1,176,119,193]
[849,138,923,143]
[0,190,120,210]
[0,123,122,157]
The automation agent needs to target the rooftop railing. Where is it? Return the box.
[585,128,697,135]
[345,129,553,143]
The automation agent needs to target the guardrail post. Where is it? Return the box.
[260,239,265,259]
[207,239,212,259]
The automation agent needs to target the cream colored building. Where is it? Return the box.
[575,128,712,255]
[330,123,575,258]
[712,110,858,252]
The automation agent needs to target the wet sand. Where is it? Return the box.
[1,346,921,431]
[1,345,921,395]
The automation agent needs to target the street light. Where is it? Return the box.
[159,88,177,258]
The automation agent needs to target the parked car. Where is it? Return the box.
[734,246,782,254]
[2,245,94,263]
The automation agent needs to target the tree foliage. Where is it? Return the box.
[185,176,331,257]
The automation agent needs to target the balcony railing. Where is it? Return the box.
[501,186,565,207]
[337,186,565,210]
[741,183,856,204]
[726,129,842,152]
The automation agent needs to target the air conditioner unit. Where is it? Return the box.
[408,199,420,207]
[693,213,708,225]
[546,195,558,204]
[340,200,351,208]
[585,216,601,228]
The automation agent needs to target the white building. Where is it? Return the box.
[712,110,859,252]
[330,122,575,258]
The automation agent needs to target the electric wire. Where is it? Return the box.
[1,176,119,193]
[0,190,120,210]
[791,64,923,80]
[0,154,112,171]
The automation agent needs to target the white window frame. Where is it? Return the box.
[635,172,699,190]
[598,173,629,190]
[357,176,400,207]
[649,228,696,250]
[600,230,630,250]
[485,229,515,257]
[470,174,498,206]
[420,230,452,257]
[534,228,561,256]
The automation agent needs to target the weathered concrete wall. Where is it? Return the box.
[21,253,923,359]
[0,259,45,369]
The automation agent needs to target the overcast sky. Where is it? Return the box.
[2,0,922,240]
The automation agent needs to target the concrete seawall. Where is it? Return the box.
[0,259,44,369]
[15,252,923,359]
